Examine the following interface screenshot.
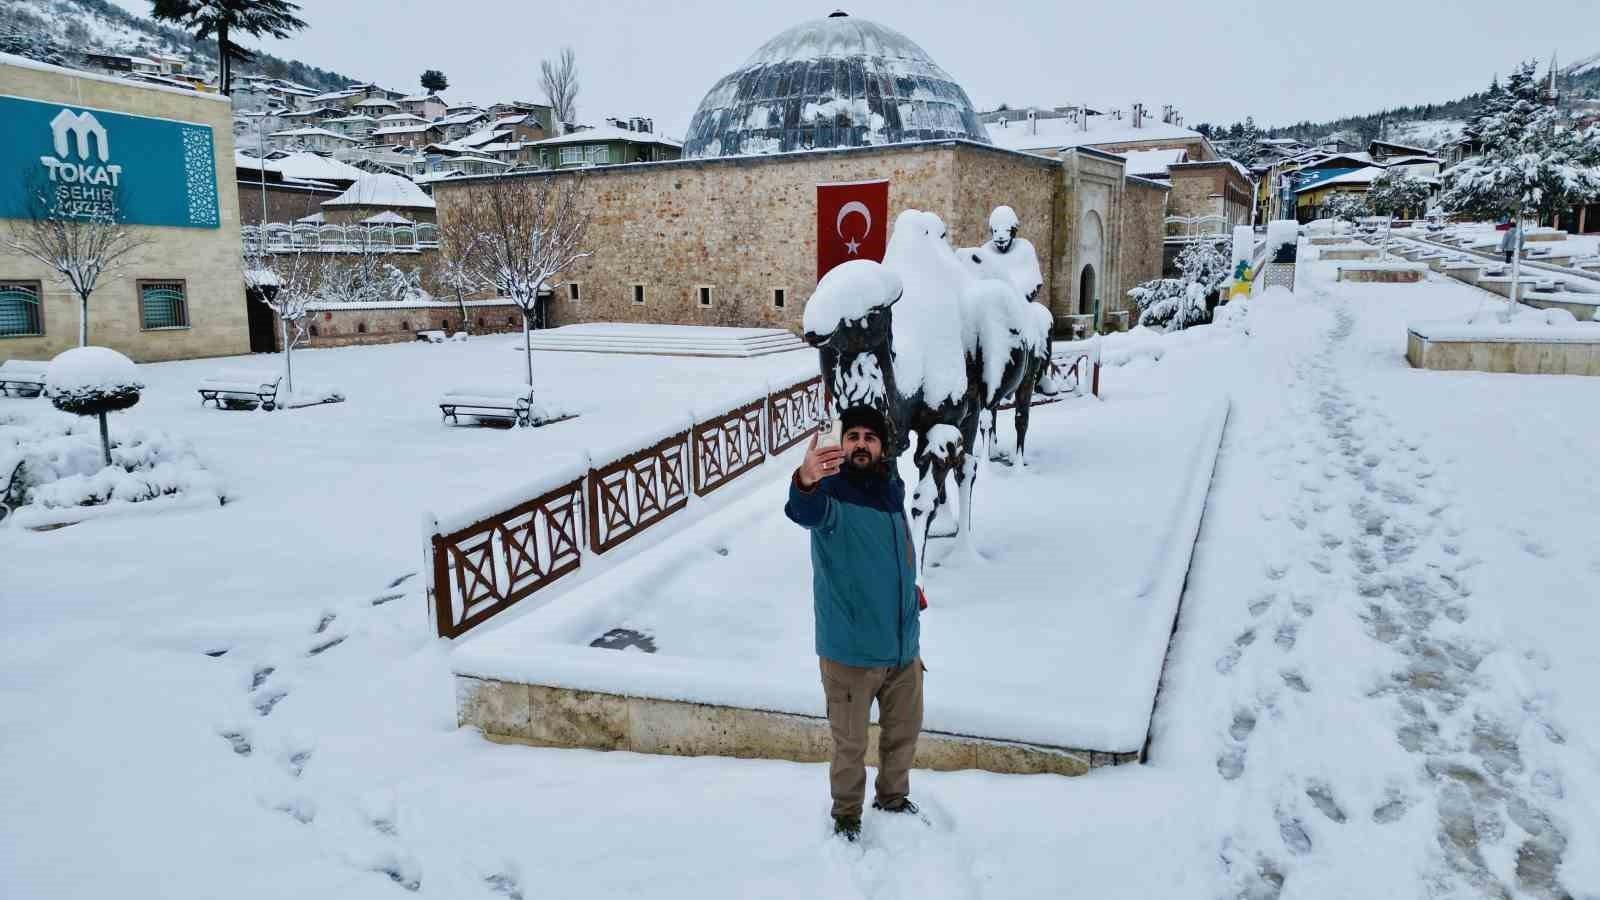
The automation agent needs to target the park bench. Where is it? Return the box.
[439,385,536,427]
[0,454,23,524]
[0,360,48,397]
[197,370,282,411]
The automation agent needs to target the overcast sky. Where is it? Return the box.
[111,0,1597,135]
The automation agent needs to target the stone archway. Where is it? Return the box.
[1077,209,1105,316]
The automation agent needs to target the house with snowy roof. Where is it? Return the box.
[352,97,402,116]
[236,150,365,224]
[373,122,444,151]
[323,114,379,140]
[268,126,360,154]
[529,120,682,168]
[320,172,438,224]
[399,94,448,120]
[436,111,492,141]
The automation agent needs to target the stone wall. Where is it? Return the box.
[290,301,524,349]
[1167,167,1221,222]
[0,59,248,363]
[235,180,340,226]
[1116,177,1168,312]
[435,141,1164,337]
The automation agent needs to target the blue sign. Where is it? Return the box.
[0,94,219,229]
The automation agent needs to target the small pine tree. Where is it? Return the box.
[420,69,448,93]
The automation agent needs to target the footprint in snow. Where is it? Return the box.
[1274,621,1298,652]
[1277,813,1313,855]
[314,612,337,634]
[1279,670,1310,693]
[1304,782,1346,824]
[485,872,524,900]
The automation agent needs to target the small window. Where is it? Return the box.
[357,321,367,334]
[0,281,43,337]
[309,324,319,337]
[632,284,645,305]
[773,287,787,309]
[476,317,485,328]
[507,316,516,325]
[401,320,410,331]
[568,282,581,302]
[697,286,713,307]
[139,280,189,330]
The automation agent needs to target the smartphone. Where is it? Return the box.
[818,418,843,448]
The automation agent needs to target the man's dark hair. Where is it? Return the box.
[839,405,887,443]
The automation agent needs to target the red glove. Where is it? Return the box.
[917,586,928,611]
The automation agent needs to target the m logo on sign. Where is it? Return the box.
[37,107,122,218]
[816,180,889,281]
[51,109,110,161]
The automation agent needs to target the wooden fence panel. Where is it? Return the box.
[430,477,584,639]
[692,399,766,497]
[587,431,690,554]
[766,376,825,454]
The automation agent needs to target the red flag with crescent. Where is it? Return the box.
[816,179,889,281]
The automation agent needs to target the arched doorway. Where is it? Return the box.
[1077,209,1105,317]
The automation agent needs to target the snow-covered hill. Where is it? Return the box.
[0,0,355,90]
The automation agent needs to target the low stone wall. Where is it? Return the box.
[292,302,525,349]
[1441,264,1483,285]
[1338,265,1424,283]
[1477,276,1541,301]
[1320,248,1376,261]
[457,676,1137,776]
[1523,292,1600,322]
[1308,235,1349,245]
[1407,332,1600,375]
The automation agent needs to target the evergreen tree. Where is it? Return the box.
[149,0,308,95]
[1367,170,1432,219]
[420,69,448,93]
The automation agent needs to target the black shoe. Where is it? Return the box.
[833,815,861,842]
[872,798,919,815]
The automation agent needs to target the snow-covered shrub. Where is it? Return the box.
[1322,192,1370,226]
[0,416,223,524]
[1368,170,1432,219]
[44,347,143,468]
[1131,238,1228,330]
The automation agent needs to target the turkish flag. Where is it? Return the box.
[816,179,889,281]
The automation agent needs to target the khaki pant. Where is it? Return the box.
[819,656,924,819]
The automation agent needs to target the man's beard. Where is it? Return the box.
[845,449,882,474]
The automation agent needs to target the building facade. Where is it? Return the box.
[0,56,247,363]
[432,139,1165,334]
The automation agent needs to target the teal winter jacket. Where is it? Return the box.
[784,467,920,668]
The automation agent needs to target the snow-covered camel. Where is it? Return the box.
[803,209,1043,566]
[959,205,1055,464]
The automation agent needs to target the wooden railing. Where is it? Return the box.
[425,375,826,639]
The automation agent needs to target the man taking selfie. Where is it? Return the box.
[783,405,923,843]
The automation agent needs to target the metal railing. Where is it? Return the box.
[424,376,825,639]
[242,222,439,254]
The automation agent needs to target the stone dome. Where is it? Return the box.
[681,12,989,158]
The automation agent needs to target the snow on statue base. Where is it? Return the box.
[452,392,1231,769]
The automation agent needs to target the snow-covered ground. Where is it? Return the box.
[3,257,1599,898]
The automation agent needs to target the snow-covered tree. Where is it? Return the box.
[0,28,66,66]
[44,347,143,468]
[1322,191,1370,227]
[432,228,488,335]
[1441,67,1600,319]
[457,173,590,385]
[243,245,318,393]
[149,0,308,95]
[1130,238,1228,330]
[539,47,579,128]
[1368,170,1432,219]
[6,184,150,347]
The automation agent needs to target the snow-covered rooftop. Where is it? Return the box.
[534,125,682,148]
[236,150,366,184]
[323,173,436,209]
[1118,148,1187,177]
[360,211,417,225]
[374,124,440,136]
[269,127,358,141]
[985,114,1206,153]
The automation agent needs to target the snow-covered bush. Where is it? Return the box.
[0,416,223,525]
[1368,170,1432,219]
[1322,192,1370,226]
[1132,238,1229,330]
[44,347,143,468]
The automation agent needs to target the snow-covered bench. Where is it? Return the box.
[0,360,48,397]
[197,370,283,411]
[440,385,536,427]
[416,330,468,344]
[0,453,23,524]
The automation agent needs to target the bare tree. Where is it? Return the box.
[434,230,487,334]
[244,243,318,394]
[6,183,149,347]
[457,173,590,385]
[539,47,580,129]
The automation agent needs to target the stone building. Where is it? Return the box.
[432,14,1167,334]
[0,54,246,363]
